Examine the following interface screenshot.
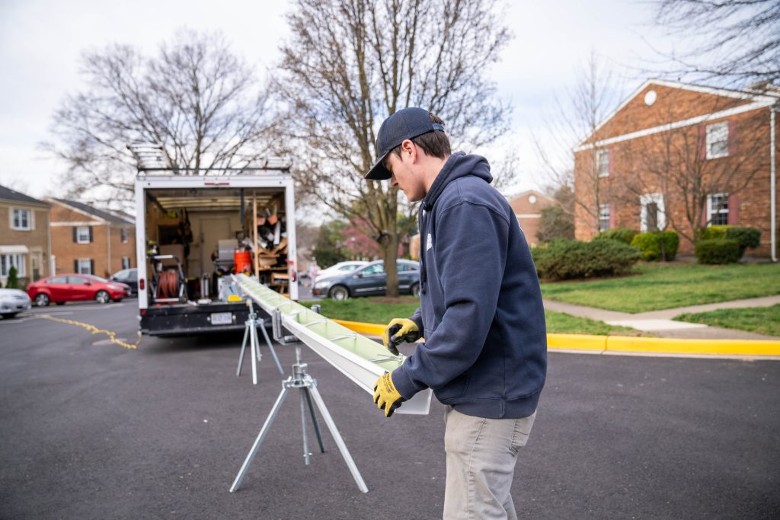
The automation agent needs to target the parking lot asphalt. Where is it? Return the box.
[1,302,779,519]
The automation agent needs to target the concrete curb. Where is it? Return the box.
[334,320,780,359]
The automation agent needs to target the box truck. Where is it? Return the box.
[131,145,297,336]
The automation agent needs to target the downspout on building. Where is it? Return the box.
[771,103,777,262]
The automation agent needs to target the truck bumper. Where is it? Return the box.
[139,302,266,337]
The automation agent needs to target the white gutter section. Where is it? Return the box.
[234,274,433,415]
[771,105,777,262]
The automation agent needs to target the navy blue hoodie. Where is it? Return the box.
[392,152,547,419]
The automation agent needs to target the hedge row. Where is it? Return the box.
[534,226,762,277]
[532,239,641,281]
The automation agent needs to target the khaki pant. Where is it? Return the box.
[443,407,536,520]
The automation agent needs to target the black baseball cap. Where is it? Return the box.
[364,107,445,180]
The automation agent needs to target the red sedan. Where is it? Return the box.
[27,274,130,307]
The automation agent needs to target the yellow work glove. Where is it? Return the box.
[382,318,420,356]
[373,372,405,417]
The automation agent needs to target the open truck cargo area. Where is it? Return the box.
[131,147,297,337]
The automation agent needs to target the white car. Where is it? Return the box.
[313,261,369,284]
[0,288,32,319]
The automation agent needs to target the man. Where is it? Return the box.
[367,107,547,519]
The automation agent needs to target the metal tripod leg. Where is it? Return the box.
[229,385,289,493]
[236,313,283,383]
[307,382,368,493]
[236,321,250,377]
[229,351,368,494]
[299,387,326,465]
[236,313,260,385]
[258,319,284,375]
[303,387,325,455]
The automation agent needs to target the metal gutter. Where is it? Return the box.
[235,275,433,415]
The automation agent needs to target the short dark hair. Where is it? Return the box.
[389,113,450,161]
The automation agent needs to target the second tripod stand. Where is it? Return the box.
[236,300,284,384]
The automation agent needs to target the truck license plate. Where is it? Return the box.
[210,312,233,325]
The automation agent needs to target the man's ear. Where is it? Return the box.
[400,139,415,158]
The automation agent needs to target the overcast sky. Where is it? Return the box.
[0,0,676,199]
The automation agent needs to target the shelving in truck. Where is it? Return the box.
[129,144,298,337]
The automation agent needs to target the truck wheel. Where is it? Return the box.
[95,291,110,304]
[329,286,350,300]
[410,283,421,297]
[35,293,50,307]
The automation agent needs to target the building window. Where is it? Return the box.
[598,204,611,232]
[0,254,26,277]
[597,149,609,177]
[121,227,128,243]
[640,193,666,232]
[706,122,729,159]
[76,226,91,244]
[707,193,729,226]
[122,257,131,269]
[76,259,93,275]
[11,208,32,230]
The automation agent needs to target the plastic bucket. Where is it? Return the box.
[234,251,252,273]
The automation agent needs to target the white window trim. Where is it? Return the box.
[121,257,131,269]
[77,258,92,275]
[121,227,129,243]
[76,226,91,244]
[640,193,666,232]
[10,208,33,231]
[598,204,611,232]
[707,193,729,226]
[705,121,729,159]
[0,253,27,277]
[597,149,609,177]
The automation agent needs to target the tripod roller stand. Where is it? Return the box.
[230,347,368,493]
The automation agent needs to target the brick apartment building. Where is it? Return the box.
[574,80,779,258]
[507,190,557,246]
[48,198,136,278]
[0,185,52,286]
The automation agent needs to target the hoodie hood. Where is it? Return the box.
[422,152,492,210]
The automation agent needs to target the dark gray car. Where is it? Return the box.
[311,259,420,300]
[110,268,138,296]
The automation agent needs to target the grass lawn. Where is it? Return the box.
[675,304,780,336]
[540,262,780,313]
[300,297,644,336]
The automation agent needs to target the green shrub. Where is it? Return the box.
[594,228,638,245]
[700,225,728,240]
[695,238,741,264]
[5,266,19,289]
[725,227,761,256]
[629,231,680,261]
[699,225,761,258]
[532,239,640,281]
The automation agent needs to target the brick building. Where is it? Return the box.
[48,198,136,278]
[0,185,51,286]
[574,80,779,258]
[507,190,557,246]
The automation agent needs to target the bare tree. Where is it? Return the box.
[617,109,767,247]
[44,29,278,208]
[649,0,780,84]
[534,51,623,235]
[272,0,512,296]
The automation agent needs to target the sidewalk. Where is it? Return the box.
[543,295,780,340]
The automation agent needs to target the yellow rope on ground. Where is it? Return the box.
[38,315,140,350]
